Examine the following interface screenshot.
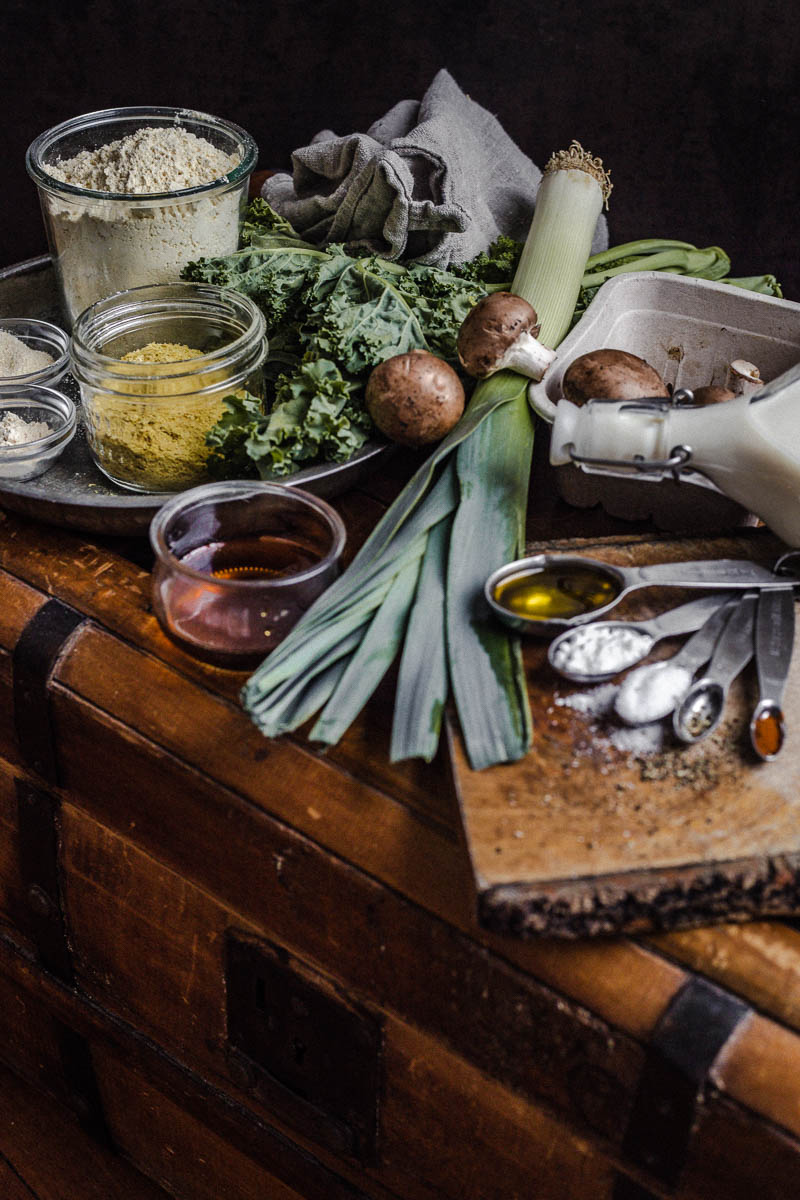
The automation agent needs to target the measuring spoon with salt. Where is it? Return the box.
[614,597,739,725]
[548,593,735,684]
[749,585,795,760]
[673,593,758,744]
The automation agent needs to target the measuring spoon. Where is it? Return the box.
[613,597,739,725]
[749,585,795,761]
[485,553,798,638]
[548,593,735,684]
[672,593,758,744]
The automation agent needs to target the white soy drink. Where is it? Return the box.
[550,359,800,546]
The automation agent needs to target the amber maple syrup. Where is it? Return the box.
[165,534,324,668]
[180,534,321,581]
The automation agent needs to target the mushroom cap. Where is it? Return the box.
[562,348,669,405]
[691,385,736,406]
[457,292,540,378]
[366,349,465,448]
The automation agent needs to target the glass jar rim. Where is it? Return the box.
[26,105,258,204]
[149,481,347,589]
[70,281,267,393]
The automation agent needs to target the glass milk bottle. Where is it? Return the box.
[549,360,800,546]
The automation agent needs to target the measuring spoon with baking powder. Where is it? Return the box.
[749,585,795,760]
[613,597,739,725]
[548,593,736,684]
[673,593,758,744]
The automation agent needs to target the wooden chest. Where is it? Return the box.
[3,446,800,1200]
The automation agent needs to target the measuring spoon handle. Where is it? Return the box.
[624,559,786,591]
[640,593,736,640]
[755,585,795,705]
[670,598,741,673]
[705,593,758,688]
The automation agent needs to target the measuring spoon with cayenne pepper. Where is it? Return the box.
[750,585,795,761]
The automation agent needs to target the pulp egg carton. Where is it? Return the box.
[530,272,800,531]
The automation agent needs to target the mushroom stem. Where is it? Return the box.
[497,330,556,380]
[726,359,762,398]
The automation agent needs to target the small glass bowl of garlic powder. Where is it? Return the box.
[0,319,70,387]
[0,384,77,481]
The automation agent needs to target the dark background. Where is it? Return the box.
[2,0,798,295]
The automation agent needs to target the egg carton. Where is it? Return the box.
[529,272,800,531]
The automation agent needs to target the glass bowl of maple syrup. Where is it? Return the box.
[149,480,346,668]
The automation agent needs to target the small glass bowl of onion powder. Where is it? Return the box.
[0,319,71,387]
[0,384,77,481]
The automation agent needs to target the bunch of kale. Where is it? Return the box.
[182,200,514,479]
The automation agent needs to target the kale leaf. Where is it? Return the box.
[183,201,492,479]
[449,235,523,287]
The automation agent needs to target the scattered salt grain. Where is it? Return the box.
[555,682,666,755]
[607,722,666,754]
[555,682,618,719]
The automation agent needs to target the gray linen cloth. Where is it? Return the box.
[263,69,608,268]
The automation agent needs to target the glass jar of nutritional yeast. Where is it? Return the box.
[70,282,267,493]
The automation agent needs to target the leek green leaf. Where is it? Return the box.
[447,383,534,770]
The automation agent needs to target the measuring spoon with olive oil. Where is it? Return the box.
[492,561,618,621]
[485,552,799,638]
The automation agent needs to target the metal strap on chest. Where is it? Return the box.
[11,599,112,1147]
[620,976,750,1191]
[13,597,86,785]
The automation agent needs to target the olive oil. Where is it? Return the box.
[493,563,619,620]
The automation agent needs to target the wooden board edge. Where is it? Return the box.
[478,852,800,939]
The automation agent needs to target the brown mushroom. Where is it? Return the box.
[690,385,736,406]
[562,349,669,405]
[366,350,465,447]
[457,292,555,381]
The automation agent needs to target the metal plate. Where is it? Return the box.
[0,256,389,535]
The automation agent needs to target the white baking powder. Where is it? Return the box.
[614,660,693,726]
[0,328,54,377]
[43,127,242,320]
[551,623,653,677]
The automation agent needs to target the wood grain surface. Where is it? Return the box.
[0,1060,171,1200]
[4,455,800,1197]
[451,529,800,936]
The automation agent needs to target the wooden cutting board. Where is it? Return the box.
[449,529,800,939]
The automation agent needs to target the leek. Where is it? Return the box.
[446,379,534,768]
[512,142,612,348]
[243,142,612,770]
[444,142,610,768]
[571,240,783,329]
[581,244,731,288]
[389,514,450,763]
[722,274,783,297]
[581,238,731,283]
